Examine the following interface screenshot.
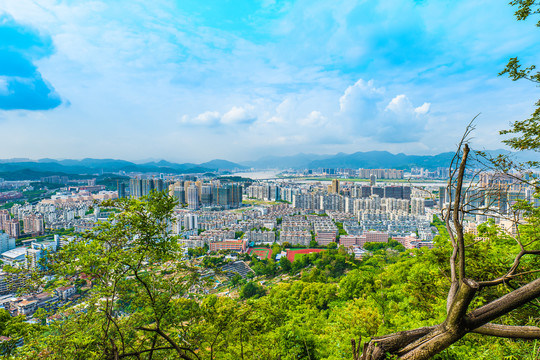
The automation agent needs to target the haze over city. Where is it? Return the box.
[0,0,539,162]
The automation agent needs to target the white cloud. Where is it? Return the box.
[299,110,327,126]
[339,79,384,113]
[336,79,432,143]
[0,77,9,95]
[385,94,413,113]
[178,111,220,125]
[221,105,256,125]
[194,111,220,125]
[415,102,431,115]
[0,1,536,161]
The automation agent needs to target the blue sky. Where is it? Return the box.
[0,0,538,162]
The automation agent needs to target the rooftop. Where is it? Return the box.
[1,247,27,259]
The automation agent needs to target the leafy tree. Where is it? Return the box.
[279,256,292,272]
[240,281,266,299]
[187,245,207,258]
[327,242,338,249]
[19,191,202,360]
[271,242,282,259]
[499,1,540,157]
[230,273,243,287]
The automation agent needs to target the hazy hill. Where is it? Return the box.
[243,149,540,170]
[241,153,330,169]
[200,159,247,170]
[0,158,247,179]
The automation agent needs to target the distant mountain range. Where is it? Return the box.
[240,151,456,170]
[0,158,248,180]
[0,150,537,180]
[240,149,539,170]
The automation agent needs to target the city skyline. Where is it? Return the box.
[0,0,539,162]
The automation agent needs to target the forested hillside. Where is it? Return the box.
[1,193,538,359]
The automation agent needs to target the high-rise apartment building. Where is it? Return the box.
[0,233,15,254]
[130,178,143,198]
[22,214,44,235]
[169,181,186,204]
[117,182,126,198]
[5,219,20,239]
[187,184,199,210]
[0,210,10,232]
[331,179,340,194]
[130,178,166,198]
[201,185,212,206]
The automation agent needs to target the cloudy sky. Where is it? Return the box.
[0,0,538,163]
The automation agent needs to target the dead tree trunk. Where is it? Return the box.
[357,131,540,359]
[359,277,540,360]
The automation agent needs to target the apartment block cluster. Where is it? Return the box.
[175,204,292,251]
[278,214,339,246]
[169,180,243,210]
[0,281,84,321]
[291,184,417,213]
[243,180,437,249]
[1,190,117,236]
[439,174,540,217]
[280,215,312,246]
[410,167,448,179]
[0,235,77,297]
[0,235,64,271]
[246,183,301,202]
[439,173,540,237]
[128,177,242,211]
[357,168,404,179]
[0,209,45,239]
[304,168,404,179]
[339,232,434,251]
[0,209,23,239]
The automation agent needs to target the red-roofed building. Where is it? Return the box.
[209,239,248,253]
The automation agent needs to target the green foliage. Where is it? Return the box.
[14,191,203,359]
[230,274,243,287]
[187,245,207,258]
[363,239,405,252]
[0,309,43,357]
[10,187,540,359]
[271,242,282,259]
[509,0,540,26]
[335,222,348,236]
[279,256,292,272]
[251,257,277,277]
[240,281,266,299]
[499,1,540,155]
